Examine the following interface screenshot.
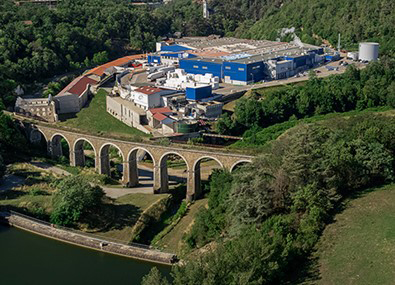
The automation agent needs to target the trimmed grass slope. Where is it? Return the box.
[317,185,395,285]
[58,89,150,139]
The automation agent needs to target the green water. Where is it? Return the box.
[0,225,171,285]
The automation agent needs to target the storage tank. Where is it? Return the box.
[359,42,379,62]
[176,121,198,133]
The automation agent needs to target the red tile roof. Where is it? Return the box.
[153,113,168,122]
[148,107,173,114]
[87,54,145,77]
[57,76,98,97]
[135,86,163,95]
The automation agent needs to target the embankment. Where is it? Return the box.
[0,211,177,265]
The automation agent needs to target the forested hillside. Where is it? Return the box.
[1,0,394,108]
[242,0,395,56]
[144,112,395,284]
[164,0,395,56]
[0,0,169,107]
[215,59,395,147]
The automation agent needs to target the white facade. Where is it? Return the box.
[266,59,294,80]
[130,88,176,110]
[133,91,161,110]
[106,95,150,134]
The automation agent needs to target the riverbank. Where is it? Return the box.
[0,211,177,265]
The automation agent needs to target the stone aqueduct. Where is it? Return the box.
[30,125,254,200]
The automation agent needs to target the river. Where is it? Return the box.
[0,225,171,285]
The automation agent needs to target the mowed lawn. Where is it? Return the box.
[58,89,150,138]
[317,185,395,285]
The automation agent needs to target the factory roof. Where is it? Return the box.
[135,86,164,95]
[153,113,169,122]
[148,107,173,114]
[57,76,98,97]
[160,44,192,52]
[167,36,323,65]
[87,54,145,77]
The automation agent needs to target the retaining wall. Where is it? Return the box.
[0,211,177,265]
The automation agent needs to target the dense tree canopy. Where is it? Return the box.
[165,113,395,284]
[0,0,169,107]
[217,59,395,141]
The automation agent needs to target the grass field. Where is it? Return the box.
[316,185,395,285]
[57,89,150,139]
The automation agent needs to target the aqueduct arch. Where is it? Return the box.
[157,152,190,194]
[73,138,97,168]
[32,125,254,200]
[127,147,155,187]
[230,160,252,172]
[193,156,224,197]
[50,133,71,160]
[98,143,126,181]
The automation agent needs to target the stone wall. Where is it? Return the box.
[1,211,177,265]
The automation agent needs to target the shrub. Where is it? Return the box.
[50,176,105,226]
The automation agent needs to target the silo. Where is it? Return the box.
[359,42,379,61]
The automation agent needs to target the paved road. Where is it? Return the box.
[215,58,366,96]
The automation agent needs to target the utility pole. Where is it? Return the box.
[337,33,341,52]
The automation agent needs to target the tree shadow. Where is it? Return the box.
[86,203,142,232]
[0,190,28,200]
[107,204,142,231]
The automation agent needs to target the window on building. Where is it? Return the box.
[193,65,199,68]
[225,66,231,70]
[202,66,208,69]
[238,68,245,71]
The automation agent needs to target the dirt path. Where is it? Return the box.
[0,174,25,192]
[28,162,157,198]
[157,198,208,254]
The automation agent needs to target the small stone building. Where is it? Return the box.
[15,96,58,122]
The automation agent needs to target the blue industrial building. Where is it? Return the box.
[149,38,327,85]
[178,49,323,85]
[186,85,213,101]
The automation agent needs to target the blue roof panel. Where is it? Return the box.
[161,45,192,52]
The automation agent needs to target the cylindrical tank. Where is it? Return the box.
[359,42,379,62]
[176,122,198,133]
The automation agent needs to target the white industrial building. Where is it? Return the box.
[156,68,219,90]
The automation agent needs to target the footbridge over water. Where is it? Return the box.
[29,125,253,200]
